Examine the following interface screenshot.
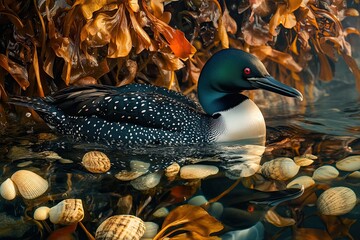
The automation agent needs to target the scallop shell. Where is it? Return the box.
[33,206,51,221]
[0,178,18,200]
[82,151,111,173]
[49,199,84,225]
[317,187,357,215]
[336,155,360,172]
[180,164,219,179]
[95,215,146,240]
[312,165,339,181]
[261,158,300,181]
[286,176,315,189]
[11,170,48,199]
[165,162,180,181]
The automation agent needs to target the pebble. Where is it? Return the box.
[180,165,219,179]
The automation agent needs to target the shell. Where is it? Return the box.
[33,206,51,221]
[180,164,219,179]
[130,172,162,190]
[336,155,360,172]
[312,165,339,181]
[82,151,111,173]
[317,187,357,215]
[130,160,150,173]
[152,207,169,218]
[95,215,146,240]
[286,176,315,189]
[11,170,48,199]
[0,178,18,200]
[49,199,84,225]
[164,162,180,181]
[115,170,145,181]
[143,222,159,238]
[261,158,300,181]
[293,156,314,166]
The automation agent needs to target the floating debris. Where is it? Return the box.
[317,187,357,216]
[312,165,339,181]
[95,215,146,240]
[10,170,48,199]
[261,158,300,181]
[82,151,111,173]
[180,164,219,179]
[130,172,162,190]
[33,206,51,221]
[49,199,84,225]
[286,176,315,189]
[336,155,360,172]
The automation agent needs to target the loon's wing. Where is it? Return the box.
[48,84,206,131]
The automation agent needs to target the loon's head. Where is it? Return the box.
[198,49,303,115]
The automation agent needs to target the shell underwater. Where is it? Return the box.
[1,85,360,240]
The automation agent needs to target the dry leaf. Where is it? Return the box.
[320,215,357,239]
[294,228,332,240]
[0,54,29,90]
[153,204,223,240]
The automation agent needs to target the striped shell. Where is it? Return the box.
[0,178,18,200]
[49,199,84,225]
[261,158,300,181]
[336,155,360,171]
[95,215,146,240]
[82,151,111,173]
[11,170,48,199]
[312,165,339,181]
[317,187,357,215]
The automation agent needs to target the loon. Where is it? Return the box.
[9,49,302,146]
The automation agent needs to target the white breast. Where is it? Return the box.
[213,99,266,142]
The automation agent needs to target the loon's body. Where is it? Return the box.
[9,49,302,146]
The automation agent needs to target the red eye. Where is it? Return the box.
[247,204,255,213]
[244,67,251,75]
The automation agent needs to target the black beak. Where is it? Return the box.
[249,76,303,101]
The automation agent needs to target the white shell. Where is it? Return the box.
[49,199,84,225]
[130,160,150,173]
[0,178,18,200]
[95,215,146,240]
[11,170,48,199]
[143,222,159,238]
[312,165,339,181]
[164,162,180,181]
[152,207,169,218]
[336,155,360,171]
[180,165,219,179]
[317,187,357,215]
[82,151,111,173]
[130,172,162,190]
[261,158,300,181]
[33,206,51,221]
[286,176,315,189]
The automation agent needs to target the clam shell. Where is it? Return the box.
[49,199,84,225]
[286,176,315,189]
[261,158,300,181]
[115,170,145,181]
[11,170,48,199]
[152,207,169,218]
[130,160,150,173]
[317,187,357,215]
[95,215,146,240]
[180,164,219,179]
[33,206,51,221]
[165,162,180,181]
[0,178,18,200]
[336,155,360,171]
[130,172,162,190]
[82,151,111,173]
[312,165,339,181]
[143,222,159,238]
[293,156,314,166]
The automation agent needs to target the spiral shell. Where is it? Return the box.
[0,178,18,200]
[317,187,357,215]
[261,158,300,181]
[49,199,84,225]
[95,215,146,240]
[11,170,48,199]
[82,151,111,173]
